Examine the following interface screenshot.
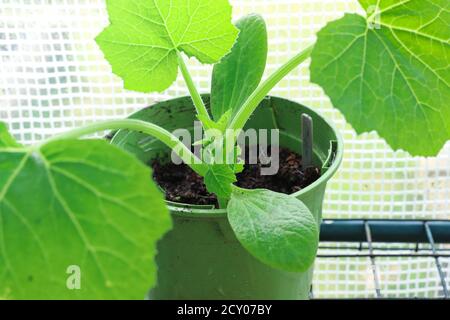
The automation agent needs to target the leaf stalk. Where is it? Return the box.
[176,51,212,127]
[228,44,314,132]
[44,119,209,176]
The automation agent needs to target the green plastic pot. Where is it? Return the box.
[111,95,343,300]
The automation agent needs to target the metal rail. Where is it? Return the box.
[316,219,450,299]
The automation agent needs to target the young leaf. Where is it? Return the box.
[204,164,236,198]
[231,162,244,174]
[0,123,21,148]
[310,1,450,156]
[96,0,239,93]
[227,188,319,272]
[0,139,171,299]
[211,14,268,120]
[231,145,244,174]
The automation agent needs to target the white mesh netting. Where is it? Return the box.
[1,0,449,298]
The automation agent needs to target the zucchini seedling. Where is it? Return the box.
[0,0,448,299]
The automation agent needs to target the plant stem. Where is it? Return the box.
[44,119,209,176]
[176,51,212,126]
[228,44,314,132]
[217,197,229,209]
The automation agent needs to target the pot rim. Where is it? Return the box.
[119,95,344,218]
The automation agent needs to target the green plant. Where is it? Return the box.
[0,0,448,299]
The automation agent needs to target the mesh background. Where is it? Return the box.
[0,0,449,298]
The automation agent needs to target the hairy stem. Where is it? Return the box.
[44,119,209,176]
[176,51,212,127]
[228,44,314,132]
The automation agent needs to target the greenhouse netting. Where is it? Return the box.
[0,0,449,299]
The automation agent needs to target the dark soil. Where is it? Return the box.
[151,147,321,207]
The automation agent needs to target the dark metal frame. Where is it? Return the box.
[314,219,450,299]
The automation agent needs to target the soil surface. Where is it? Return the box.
[151,147,321,207]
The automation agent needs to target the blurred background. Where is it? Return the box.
[1,0,449,298]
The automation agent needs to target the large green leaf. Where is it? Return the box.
[211,14,268,120]
[227,188,319,272]
[310,0,450,156]
[0,123,20,148]
[96,0,239,93]
[0,138,171,299]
